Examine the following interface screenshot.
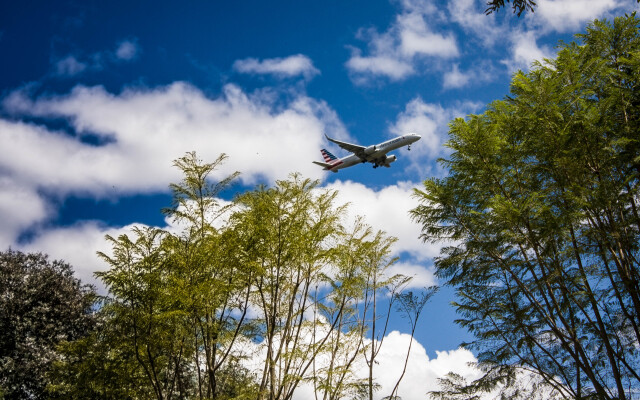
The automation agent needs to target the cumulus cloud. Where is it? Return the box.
[345,50,415,82]
[17,221,138,293]
[388,96,482,177]
[346,0,458,83]
[501,30,555,72]
[442,62,495,90]
[533,0,621,33]
[2,82,337,194]
[282,331,482,400]
[0,176,52,246]
[361,332,481,400]
[54,55,88,76]
[0,82,349,263]
[443,63,471,89]
[115,39,140,61]
[326,180,441,264]
[233,54,320,80]
[448,0,504,46]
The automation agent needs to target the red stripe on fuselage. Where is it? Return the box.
[328,160,343,170]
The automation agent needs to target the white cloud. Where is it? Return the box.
[443,63,471,89]
[533,0,621,33]
[115,39,140,61]
[389,98,446,158]
[0,177,51,246]
[0,81,350,269]
[51,38,141,77]
[17,221,137,293]
[241,322,482,400]
[442,62,495,90]
[233,54,320,80]
[54,55,88,76]
[398,12,459,59]
[346,1,458,82]
[362,332,481,400]
[387,261,437,288]
[325,180,441,263]
[388,97,483,176]
[285,331,482,400]
[448,0,504,46]
[2,82,339,195]
[501,30,555,72]
[346,50,415,81]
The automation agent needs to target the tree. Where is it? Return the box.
[484,0,639,17]
[484,0,536,17]
[95,152,250,400]
[232,175,347,400]
[54,152,420,400]
[162,152,253,399]
[0,250,97,400]
[232,175,411,400]
[48,300,152,400]
[413,14,640,400]
[97,226,195,400]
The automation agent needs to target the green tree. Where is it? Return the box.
[162,152,254,400]
[232,175,409,400]
[232,175,346,400]
[97,226,194,400]
[95,152,250,400]
[413,14,640,400]
[0,250,96,400]
[311,218,391,400]
[484,0,639,16]
[48,301,152,399]
[484,0,536,16]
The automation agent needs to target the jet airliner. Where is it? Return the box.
[313,133,421,172]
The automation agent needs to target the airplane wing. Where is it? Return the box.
[325,134,365,156]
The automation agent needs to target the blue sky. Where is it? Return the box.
[1,0,638,397]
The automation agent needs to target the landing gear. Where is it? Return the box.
[408,145,412,151]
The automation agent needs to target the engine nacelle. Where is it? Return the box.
[364,145,377,155]
[383,154,397,166]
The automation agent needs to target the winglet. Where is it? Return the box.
[324,133,339,145]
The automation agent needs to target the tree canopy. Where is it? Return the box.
[485,0,640,16]
[413,13,640,399]
[47,152,426,400]
[0,250,97,400]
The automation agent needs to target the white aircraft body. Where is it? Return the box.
[313,133,421,173]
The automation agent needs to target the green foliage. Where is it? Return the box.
[484,0,640,16]
[0,250,97,400]
[413,13,640,400]
[484,0,536,16]
[48,152,419,400]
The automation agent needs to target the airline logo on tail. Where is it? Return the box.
[321,149,339,164]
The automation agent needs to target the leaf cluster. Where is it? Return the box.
[414,13,640,400]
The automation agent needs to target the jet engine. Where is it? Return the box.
[364,145,377,155]
[383,154,397,166]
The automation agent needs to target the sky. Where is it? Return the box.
[1,0,638,398]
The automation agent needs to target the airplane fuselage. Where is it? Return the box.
[314,133,421,172]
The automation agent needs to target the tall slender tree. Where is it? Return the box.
[413,13,640,400]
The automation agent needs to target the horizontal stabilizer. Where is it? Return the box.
[312,161,339,173]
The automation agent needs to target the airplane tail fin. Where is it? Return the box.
[321,148,338,163]
[313,149,340,173]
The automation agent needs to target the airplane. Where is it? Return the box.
[313,133,421,173]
